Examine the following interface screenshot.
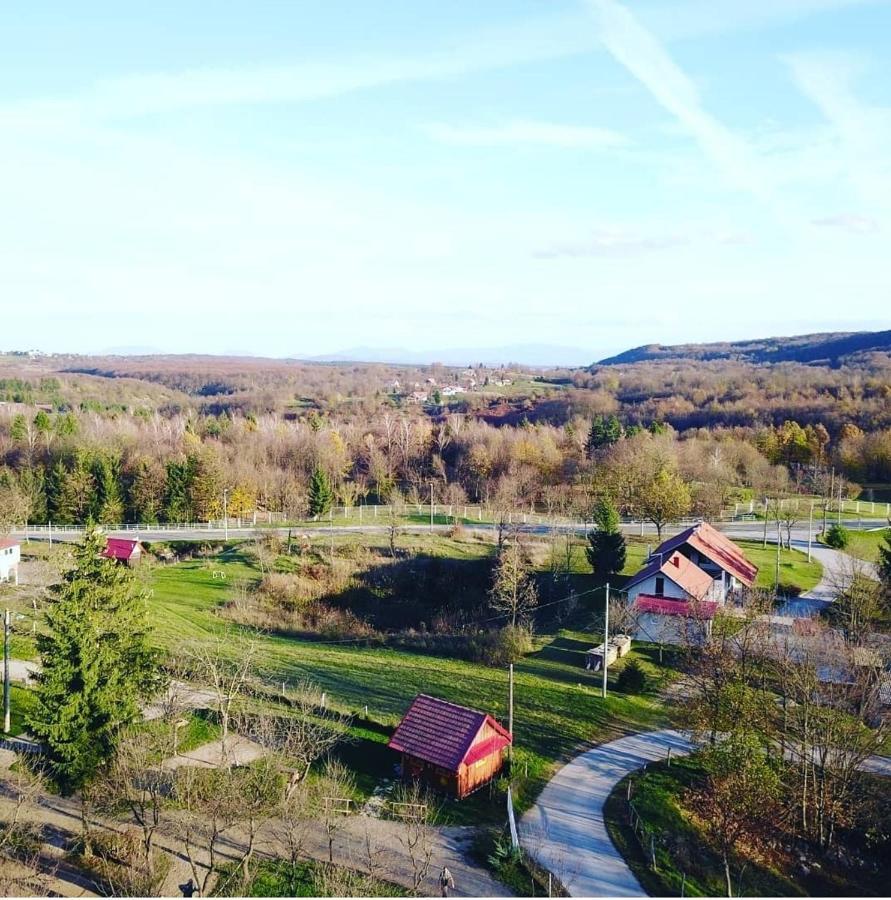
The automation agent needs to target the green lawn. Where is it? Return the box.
[821,528,890,565]
[732,539,823,594]
[7,684,37,737]
[147,543,674,813]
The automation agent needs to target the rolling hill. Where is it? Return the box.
[598,329,891,367]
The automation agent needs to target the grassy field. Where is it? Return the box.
[145,539,675,814]
[733,539,823,594]
[820,527,889,565]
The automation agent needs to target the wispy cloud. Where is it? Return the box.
[784,51,891,208]
[424,119,629,150]
[534,228,687,258]
[811,212,880,233]
[586,0,770,200]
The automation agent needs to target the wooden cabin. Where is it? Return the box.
[388,694,512,799]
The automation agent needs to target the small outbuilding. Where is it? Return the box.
[388,694,512,799]
[102,538,143,566]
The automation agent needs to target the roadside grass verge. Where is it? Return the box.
[604,756,804,897]
[819,527,889,565]
[732,539,822,594]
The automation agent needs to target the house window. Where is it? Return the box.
[655,576,665,597]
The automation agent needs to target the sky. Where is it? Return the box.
[1,0,890,363]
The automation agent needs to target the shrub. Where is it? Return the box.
[823,523,850,549]
[616,659,647,694]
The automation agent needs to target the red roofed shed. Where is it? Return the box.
[388,694,512,799]
[102,538,142,566]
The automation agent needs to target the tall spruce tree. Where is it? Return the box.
[28,527,162,794]
[308,466,333,518]
[586,498,627,576]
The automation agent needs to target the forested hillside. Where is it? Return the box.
[0,344,890,529]
[599,329,891,366]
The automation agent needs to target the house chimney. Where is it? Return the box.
[672,554,680,567]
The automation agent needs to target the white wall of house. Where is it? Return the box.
[626,572,691,605]
[0,544,20,584]
[634,612,711,647]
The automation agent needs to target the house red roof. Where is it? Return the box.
[0,538,19,550]
[625,551,714,599]
[102,538,141,561]
[635,594,719,619]
[388,694,512,772]
[654,522,758,587]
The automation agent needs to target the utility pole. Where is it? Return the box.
[429,482,434,532]
[508,663,514,760]
[3,610,10,735]
[807,500,814,562]
[775,521,781,593]
[602,583,610,699]
[761,499,768,548]
[837,483,843,525]
[223,488,229,541]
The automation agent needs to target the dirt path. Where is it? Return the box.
[0,777,510,898]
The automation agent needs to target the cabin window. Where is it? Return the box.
[654,576,665,596]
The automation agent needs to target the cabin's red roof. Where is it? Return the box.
[388,694,511,772]
[102,538,141,560]
[0,538,19,550]
[625,551,713,599]
[654,522,758,587]
[635,594,719,619]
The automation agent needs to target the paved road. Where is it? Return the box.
[520,728,891,898]
[520,730,693,897]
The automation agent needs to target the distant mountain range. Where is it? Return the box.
[598,330,891,367]
[305,343,596,367]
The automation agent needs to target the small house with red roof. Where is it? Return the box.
[0,538,20,584]
[388,694,512,799]
[102,538,143,566]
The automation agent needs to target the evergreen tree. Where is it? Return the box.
[46,459,66,523]
[586,415,622,456]
[92,453,124,524]
[9,414,28,443]
[164,459,193,523]
[188,451,223,520]
[59,453,96,524]
[308,466,333,518]
[586,498,627,576]
[19,465,47,524]
[28,527,162,794]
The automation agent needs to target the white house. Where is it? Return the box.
[0,538,20,585]
[624,550,720,604]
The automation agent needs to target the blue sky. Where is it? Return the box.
[2,0,889,362]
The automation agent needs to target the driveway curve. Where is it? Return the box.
[519,729,692,897]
